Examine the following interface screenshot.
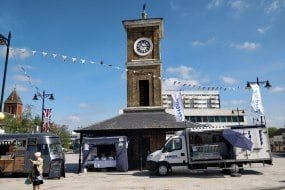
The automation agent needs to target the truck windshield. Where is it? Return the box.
[164,138,182,152]
[49,144,63,155]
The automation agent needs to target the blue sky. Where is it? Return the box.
[0,0,284,131]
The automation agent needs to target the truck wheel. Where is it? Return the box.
[230,164,239,174]
[157,163,169,176]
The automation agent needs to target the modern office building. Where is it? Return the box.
[162,90,247,127]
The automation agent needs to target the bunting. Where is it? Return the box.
[14,47,244,91]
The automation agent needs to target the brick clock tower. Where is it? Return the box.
[123,15,164,108]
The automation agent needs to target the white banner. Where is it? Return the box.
[250,84,264,116]
[172,91,185,122]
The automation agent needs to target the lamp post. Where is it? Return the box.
[0,32,11,112]
[33,90,54,133]
[246,77,271,125]
[232,108,245,126]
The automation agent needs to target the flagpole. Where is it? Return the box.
[32,90,55,133]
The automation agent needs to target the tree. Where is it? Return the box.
[3,116,21,133]
[49,123,71,149]
[268,127,279,138]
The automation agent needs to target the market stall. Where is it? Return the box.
[82,136,128,172]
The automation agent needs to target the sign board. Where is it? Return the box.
[48,159,62,179]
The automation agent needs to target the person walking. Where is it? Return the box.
[30,152,44,190]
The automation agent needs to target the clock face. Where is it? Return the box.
[134,37,153,56]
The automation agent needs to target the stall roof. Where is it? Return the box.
[75,107,203,133]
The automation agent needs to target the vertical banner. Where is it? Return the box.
[250,84,264,116]
[172,91,185,122]
[43,108,52,133]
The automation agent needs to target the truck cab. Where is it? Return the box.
[146,131,188,175]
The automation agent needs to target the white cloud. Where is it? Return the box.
[207,0,224,9]
[163,65,202,90]
[192,41,205,47]
[79,103,96,108]
[191,37,216,47]
[222,99,246,107]
[121,71,126,80]
[166,65,196,80]
[220,76,237,84]
[65,115,81,122]
[230,41,261,51]
[9,84,29,92]
[229,0,249,11]
[271,86,285,93]
[257,26,271,34]
[169,1,180,11]
[12,74,41,84]
[13,75,30,82]
[228,0,249,17]
[265,0,285,14]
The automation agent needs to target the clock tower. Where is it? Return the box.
[123,14,164,108]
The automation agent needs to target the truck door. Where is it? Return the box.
[163,137,187,165]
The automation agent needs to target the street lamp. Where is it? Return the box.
[33,90,54,133]
[246,77,271,89]
[232,108,245,126]
[246,77,271,124]
[0,32,11,112]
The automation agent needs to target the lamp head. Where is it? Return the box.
[49,94,55,101]
[246,82,251,89]
[0,34,7,46]
[32,94,38,101]
[265,80,272,89]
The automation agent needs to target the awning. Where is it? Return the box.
[0,139,15,145]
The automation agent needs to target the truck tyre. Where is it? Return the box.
[157,163,170,176]
[230,164,239,174]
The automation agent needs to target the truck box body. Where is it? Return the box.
[146,125,272,176]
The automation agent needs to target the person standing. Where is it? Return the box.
[30,152,44,190]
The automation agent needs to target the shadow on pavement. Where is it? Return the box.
[65,163,79,173]
[131,168,263,178]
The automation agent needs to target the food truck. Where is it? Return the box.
[82,136,128,172]
[0,133,65,177]
[146,125,272,176]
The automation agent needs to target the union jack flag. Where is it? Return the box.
[43,108,52,133]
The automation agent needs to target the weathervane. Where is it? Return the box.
[142,3,147,19]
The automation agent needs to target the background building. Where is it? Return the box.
[4,88,23,121]
[163,90,247,127]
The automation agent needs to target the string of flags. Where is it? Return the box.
[13,47,243,91]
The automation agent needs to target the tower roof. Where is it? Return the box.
[4,88,23,105]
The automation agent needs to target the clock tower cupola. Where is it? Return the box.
[123,8,164,108]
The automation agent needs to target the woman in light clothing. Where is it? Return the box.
[30,152,44,190]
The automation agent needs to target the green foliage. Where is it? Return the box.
[0,105,71,149]
[49,123,71,149]
[268,127,279,138]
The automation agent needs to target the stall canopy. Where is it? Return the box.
[82,136,128,172]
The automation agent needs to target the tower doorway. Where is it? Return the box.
[139,80,149,106]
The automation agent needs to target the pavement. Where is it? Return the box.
[1,153,285,190]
